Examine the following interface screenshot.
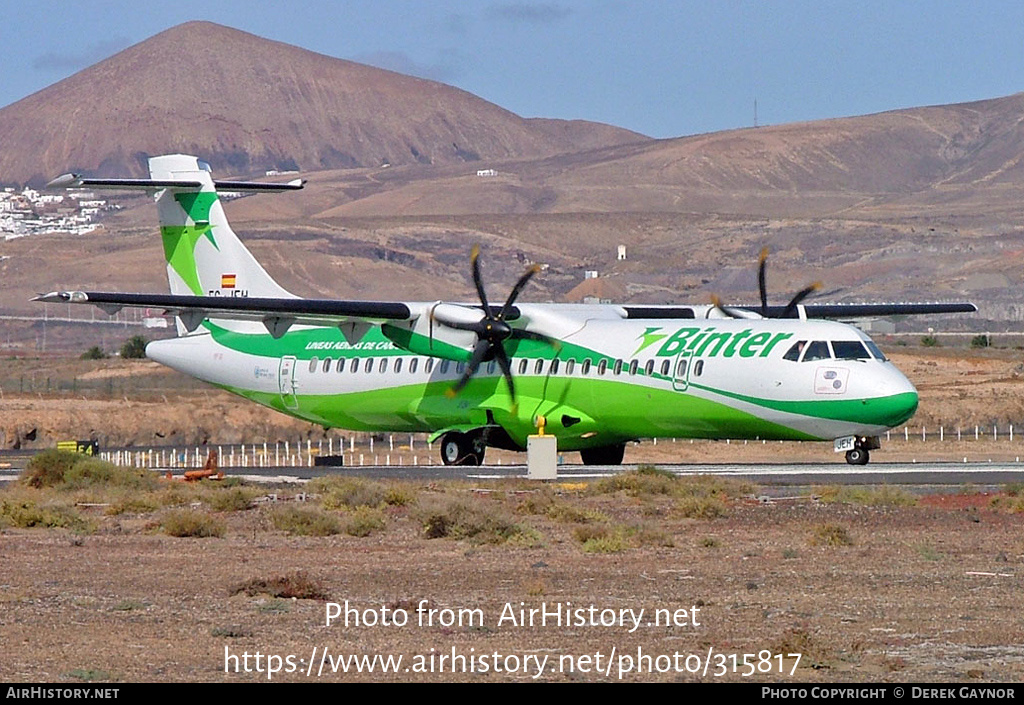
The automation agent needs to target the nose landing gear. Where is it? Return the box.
[845,447,869,465]
[843,436,880,465]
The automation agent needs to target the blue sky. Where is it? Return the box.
[3,1,1024,138]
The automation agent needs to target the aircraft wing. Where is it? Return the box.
[763,302,977,318]
[33,290,416,340]
[626,302,978,319]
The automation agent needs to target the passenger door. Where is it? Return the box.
[279,355,299,409]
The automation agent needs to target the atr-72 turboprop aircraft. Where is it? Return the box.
[39,154,976,466]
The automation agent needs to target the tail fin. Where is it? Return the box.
[148,155,295,301]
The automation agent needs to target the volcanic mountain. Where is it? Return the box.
[0,21,647,185]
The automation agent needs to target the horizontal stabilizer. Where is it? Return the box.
[45,174,305,192]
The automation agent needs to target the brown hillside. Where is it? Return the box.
[0,21,647,185]
[311,93,1024,220]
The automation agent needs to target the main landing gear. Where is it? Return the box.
[580,443,626,466]
[439,431,486,466]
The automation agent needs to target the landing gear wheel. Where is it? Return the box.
[580,444,626,466]
[845,448,869,466]
[440,432,485,466]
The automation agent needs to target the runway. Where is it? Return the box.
[3,447,1024,487]
[166,461,1024,487]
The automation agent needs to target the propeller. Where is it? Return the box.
[711,247,821,319]
[432,245,560,406]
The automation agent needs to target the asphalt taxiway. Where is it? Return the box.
[3,447,1024,487]
[172,461,1024,486]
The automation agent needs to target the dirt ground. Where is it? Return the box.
[2,478,1024,684]
[2,346,1024,684]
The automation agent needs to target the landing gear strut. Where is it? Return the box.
[439,431,486,466]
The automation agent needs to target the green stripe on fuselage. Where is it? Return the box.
[215,374,821,450]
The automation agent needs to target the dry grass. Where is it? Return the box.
[231,571,330,600]
[814,485,918,506]
[270,505,342,536]
[159,509,225,538]
[414,495,541,546]
[810,523,854,547]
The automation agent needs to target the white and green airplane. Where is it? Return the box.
[40,154,975,466]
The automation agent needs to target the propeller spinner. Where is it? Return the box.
[431,245,560,405]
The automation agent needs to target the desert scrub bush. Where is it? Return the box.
[514,487,558,515]
[809,523,854,547]
[416,496,540,545]
[989,495,1024,513]
[21,450,79,488]
[592,467,754,501]
[160,509,225,538]
[675,495,729,519]
[104,491,164,516]
[546,502,610,524]
[270,506,341,536]
[344,506,387,537]
[631,524,674,548]
[0,492,94,532]
[773,626,833,670]
[592,465,678,496]
[1003,482,1024,497]
[106,482,207,516]
[572,524,629,553]
[814,485,917,507]
[200,485,261,512]
[21,450,158,492]
[310,476,414,510]
[232,571,329,600]
[572,522,671,552]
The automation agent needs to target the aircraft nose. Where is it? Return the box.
[886,388,919,427]
[871,374,918,428]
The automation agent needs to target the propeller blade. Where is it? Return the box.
[470,244,490,313]
[447,339,492,397]
[428,304,435,350]
[758,247,769,317]
[781,281,822,318]
[500,264,541,320]
[493,344,516,405]
[710,294,744,319]
[510,327,562,350]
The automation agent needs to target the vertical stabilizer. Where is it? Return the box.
[149,155,295,305]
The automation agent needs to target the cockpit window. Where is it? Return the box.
[197,160,213,172]
[783,341,807,362]
[864,340,888,362]
[802,341,831,362]
[832,341,871,360]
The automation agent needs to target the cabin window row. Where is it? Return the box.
[305,356,699,377]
